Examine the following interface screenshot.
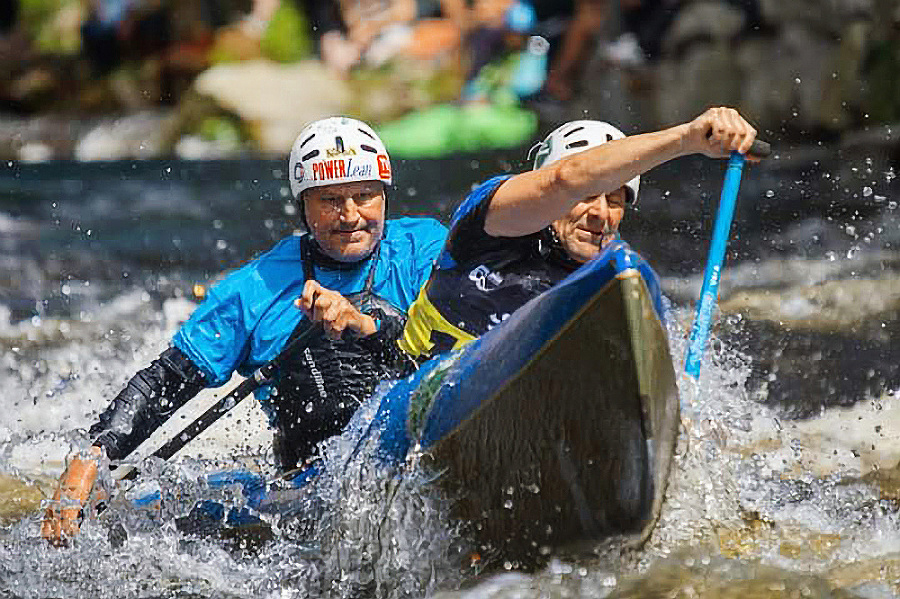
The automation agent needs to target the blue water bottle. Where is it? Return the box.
[512,35,550,99]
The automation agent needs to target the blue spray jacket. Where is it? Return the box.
[174,219,442,382]
[91,217,447,469]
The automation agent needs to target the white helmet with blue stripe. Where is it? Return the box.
[531,120,640,205]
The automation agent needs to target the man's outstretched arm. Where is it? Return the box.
[484,107,758,237]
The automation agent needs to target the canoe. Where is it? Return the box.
[359,239,681,563]
[141,241,681,565]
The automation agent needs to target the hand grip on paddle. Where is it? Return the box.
[703,129,770,160]
[297,282,377,340]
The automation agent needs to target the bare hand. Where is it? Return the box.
[683,107,758,160]
[41,446,102,546]
[295,280,377,341]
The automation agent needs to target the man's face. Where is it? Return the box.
[551,186,627,263]
[303,181,386,262]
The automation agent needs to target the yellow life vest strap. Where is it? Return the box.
[398,286,476,358]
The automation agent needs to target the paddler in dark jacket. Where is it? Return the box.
[41,117,448,545]
[399,106,759,358]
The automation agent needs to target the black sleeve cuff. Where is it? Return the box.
[90,347,208,461]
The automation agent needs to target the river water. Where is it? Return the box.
[0,144,898,598]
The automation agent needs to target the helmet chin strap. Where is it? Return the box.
[297,199,309,233]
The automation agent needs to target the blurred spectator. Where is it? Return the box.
[80,0,171,75]
[618,0,677,63]
[619,0,762,63]
[459,0,586,103]
[461,0,533,86]
[313,0,412,72]
[455,0,692,106]
[0,0,24,88]
[309,0,464,73]
[1,0,18,34]
[538,0,602,102]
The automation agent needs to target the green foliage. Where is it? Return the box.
[464,52,520,104]
[18,0,66,32]
[260,1,311,63]
[198,116,244,144]
[18,0,82,55]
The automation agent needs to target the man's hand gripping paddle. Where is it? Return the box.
[683,139,771,401]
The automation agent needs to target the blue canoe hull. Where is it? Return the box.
[363,240,681,562]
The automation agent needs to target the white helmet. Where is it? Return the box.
[531,120,640,205]
[289,116,392,200]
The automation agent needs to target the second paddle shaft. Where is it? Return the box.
[684,151,745,379]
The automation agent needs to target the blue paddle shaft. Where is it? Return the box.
[684,151,746,379]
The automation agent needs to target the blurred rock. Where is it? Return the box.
[0,473,44,526]
[0,114,84,160]
[757,0,872,35]
[606,555,862,598]
[655,43,740,126]
[737,24,846,134]
[18,141,53,162]
[646,0,873,136]
[191,59,350,155]
[74,111,171,161]
[662,1,745,56]
[173,115,245,159]
[174,134,239,160]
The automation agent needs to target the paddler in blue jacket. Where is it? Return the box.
[41,117,448,545]
[399,107,759,358]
